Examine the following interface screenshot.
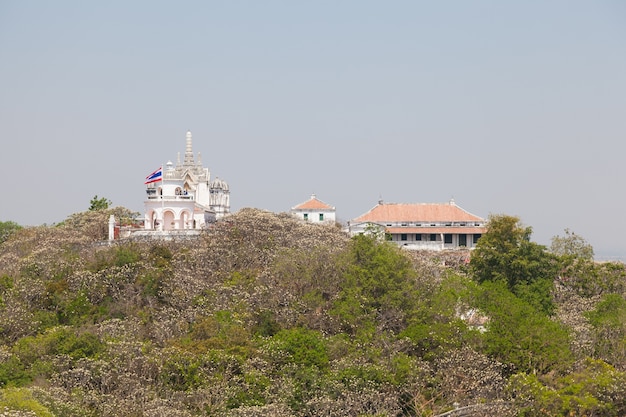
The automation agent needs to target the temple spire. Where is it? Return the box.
[184,130,195,166]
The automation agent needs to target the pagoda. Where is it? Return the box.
[144,131,230,231]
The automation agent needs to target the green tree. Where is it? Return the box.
[0,221,22,244]
[478,282,572,374]
[88,195,111,211]
[551,228,594,261]
[401,275,481,360]
[470,214,558,314]
[331,234,418,337]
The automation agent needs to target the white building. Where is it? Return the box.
[144,131,230,231]
[349,199,486,250]
[291,194,336,223]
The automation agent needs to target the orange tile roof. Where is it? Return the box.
[292,195,335,210]
[353,202,483,223]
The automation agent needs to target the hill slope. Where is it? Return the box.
[1,208,625,416]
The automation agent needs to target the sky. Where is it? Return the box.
[1,1,625,259]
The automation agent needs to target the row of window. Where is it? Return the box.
[303,213,324,221]
[389,222,482,227]
[399,233,482,244]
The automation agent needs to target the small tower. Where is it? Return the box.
[209,177,231,220]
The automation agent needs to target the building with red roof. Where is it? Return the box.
[291,194,336,224]
[349,199,486,250]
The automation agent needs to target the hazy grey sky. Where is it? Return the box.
[1,1,625,259]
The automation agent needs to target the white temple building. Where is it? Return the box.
[144,131,230,231]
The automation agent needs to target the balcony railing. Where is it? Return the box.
[146,195,194,201]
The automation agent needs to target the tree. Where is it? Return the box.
[470,214,558,314]
[0,221,22,244]
[331,234,418,336]
[550,228,594,261]
[88,195,111,211]
[478,282,573,374]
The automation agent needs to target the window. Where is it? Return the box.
[444,234,453,244]
[303,213,308,221]
[430,234,437,241]
[401,233,408,241]
[459,234,467,247]
[401,223,408,227]
[473,234,482,244]
[445,223,452,227]
[319,213,324,221]
[415,234,422,241]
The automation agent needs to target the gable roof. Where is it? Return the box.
[353,201,483,223]
[292,194,335,211]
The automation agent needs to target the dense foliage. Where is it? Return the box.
[0,209,625,416]
[0,221,22,245]
[470,214,559,314]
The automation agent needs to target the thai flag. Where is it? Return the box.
[144,167,162,184]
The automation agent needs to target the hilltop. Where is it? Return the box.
[1,208,626,416]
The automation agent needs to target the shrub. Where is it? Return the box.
[13,327,104,365]
[0,354,30,387]
[0,387,54,417]
[269,327,329,370]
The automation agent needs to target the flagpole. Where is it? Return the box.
[145,166,164,230]
[161,162,165,231]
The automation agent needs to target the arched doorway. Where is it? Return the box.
[163,211,175,231]
[181,210,192,229]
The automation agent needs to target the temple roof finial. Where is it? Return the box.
[184,130,195,166]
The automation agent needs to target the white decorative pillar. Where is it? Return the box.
[108,215,115,241]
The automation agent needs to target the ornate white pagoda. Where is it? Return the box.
[144,131,230,231]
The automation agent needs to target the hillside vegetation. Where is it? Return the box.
[1,208,626,416]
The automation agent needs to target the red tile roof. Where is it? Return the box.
[353,201,483,223]
[292,195,335,210]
